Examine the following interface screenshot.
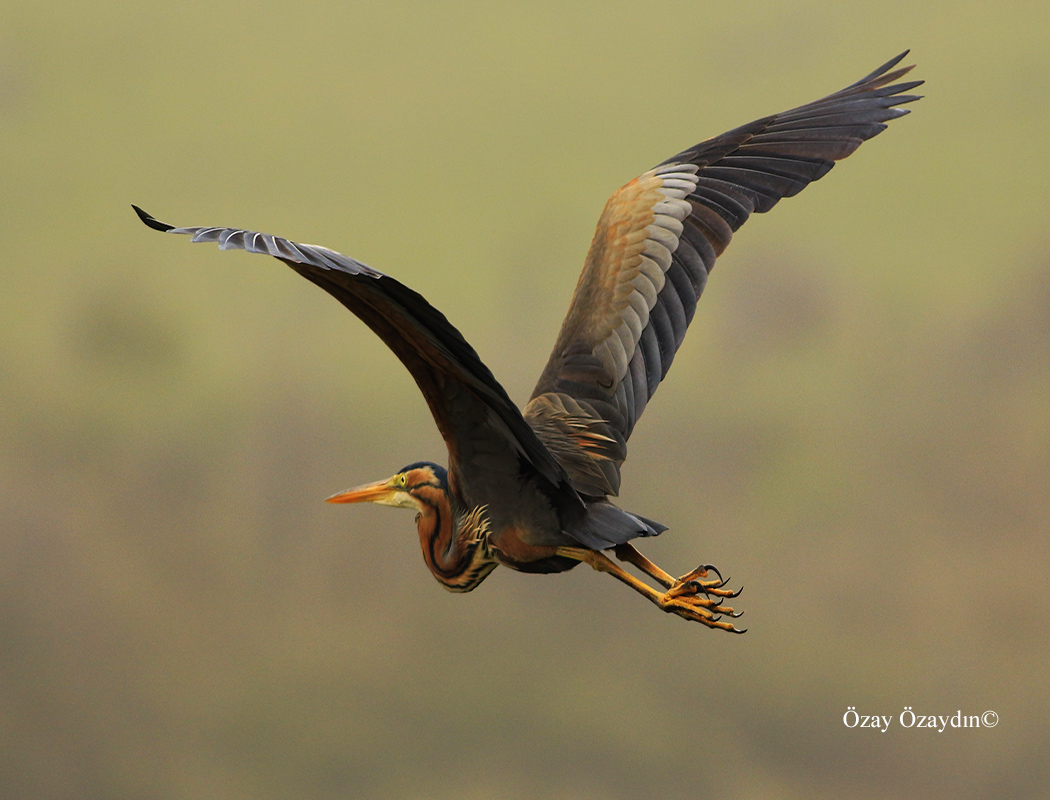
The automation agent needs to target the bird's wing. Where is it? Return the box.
[133,206,580,509]
[525,52,921,496]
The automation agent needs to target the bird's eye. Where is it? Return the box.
[397,474,407,487]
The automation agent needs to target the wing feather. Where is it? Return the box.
[133,206,581,511]
[526,52,921,496]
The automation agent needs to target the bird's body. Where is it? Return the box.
[136,53,921,631]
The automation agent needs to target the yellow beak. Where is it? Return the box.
[325,477,398,505]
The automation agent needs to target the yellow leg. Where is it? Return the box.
[556,546,744,633]
[613,543,743,600]
[612,543,676,587]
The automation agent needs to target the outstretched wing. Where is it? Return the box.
[525,52,922,496]
[133,206,580,510]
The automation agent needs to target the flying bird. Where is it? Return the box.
[135,52,920,632]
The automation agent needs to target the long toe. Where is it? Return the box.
[658,590,746,633]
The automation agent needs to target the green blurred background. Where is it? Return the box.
[2,1,1048,798]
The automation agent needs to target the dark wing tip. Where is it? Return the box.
[132,204,175,232]
[851,50,913,87]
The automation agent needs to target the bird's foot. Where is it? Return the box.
[658,565,745,632]
[669,564,741,599]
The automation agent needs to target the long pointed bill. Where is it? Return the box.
[325,478,397,504]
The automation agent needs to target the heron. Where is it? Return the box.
[135,53,920,632]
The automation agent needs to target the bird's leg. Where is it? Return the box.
[613,543,742,600]
[555,547,744,632]
[612,543,676,587]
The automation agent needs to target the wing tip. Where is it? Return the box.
[846,50,919,93]
[877,49,914,78]
[132,204,175,233]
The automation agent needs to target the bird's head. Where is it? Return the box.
[325,461,448,512]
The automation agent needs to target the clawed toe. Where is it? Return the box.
[668,565,741,599]
[675,563,721,585]
[658,591,744,631]
[660,564,745,632]
[585,545,748,633]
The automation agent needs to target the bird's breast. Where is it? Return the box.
[488,525,579,574]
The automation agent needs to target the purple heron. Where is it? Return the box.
[135,53,920,632]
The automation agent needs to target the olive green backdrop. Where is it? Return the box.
[2,2,1047,798]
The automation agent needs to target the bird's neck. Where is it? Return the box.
[413,487,498,593]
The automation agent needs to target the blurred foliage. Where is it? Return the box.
[2,2,1049,798]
